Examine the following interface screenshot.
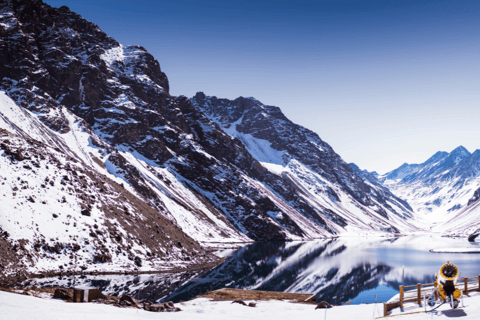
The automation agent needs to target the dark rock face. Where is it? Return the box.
[349,163,413,214]
[1,0,169,136]
[468,187,480,206]
[468,231,480,242]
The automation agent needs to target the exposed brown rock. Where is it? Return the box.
[53,288,71,300]
[315,301,333,309]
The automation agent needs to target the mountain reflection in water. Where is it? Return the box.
[28,236,480,305]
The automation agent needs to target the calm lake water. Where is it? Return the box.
[29,235,480,305]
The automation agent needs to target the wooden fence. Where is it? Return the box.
[383,275,480,317]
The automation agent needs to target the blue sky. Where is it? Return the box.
[44,0,480,173]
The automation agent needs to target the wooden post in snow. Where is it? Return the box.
[417,283,422,305]
[399,286,404,308]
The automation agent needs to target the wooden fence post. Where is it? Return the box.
[384,303,388,317]
[478,275,480,291]
[399,285,404,308]
[417,283,422,305]
[464,277,468,295]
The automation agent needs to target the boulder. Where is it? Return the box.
[88,288,106,301]
[144,301,181,312]
[119,295,138,307]
[468,233,479,242]
[315,301,333,309]
[53,288,72,300]
[232,299,246,306]
[134,256,142,267]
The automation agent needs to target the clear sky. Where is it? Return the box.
[43,0,480,174]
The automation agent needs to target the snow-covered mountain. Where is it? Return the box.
[379,146,480,232]
[0,90,220,284]
[0,0,427,281]
[191,93,417,234]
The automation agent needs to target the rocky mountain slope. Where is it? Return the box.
[379,146,480,232]
[191,93,417,234]
[0,0,426,280]
[0,91,219,284]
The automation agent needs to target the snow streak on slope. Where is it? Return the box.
[113,149,251,245]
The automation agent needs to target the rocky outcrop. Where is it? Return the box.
[467,187,480,206]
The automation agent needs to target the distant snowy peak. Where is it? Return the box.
[450,145,471,158]
[383,146,479,185]
[380,146,480,228]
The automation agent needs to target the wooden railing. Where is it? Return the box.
[383,275,480,317]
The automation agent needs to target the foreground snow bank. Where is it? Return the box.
[0,291,379,320]
[3,290,480,320]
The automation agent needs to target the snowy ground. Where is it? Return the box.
[388,292,480,319]
[430,248,480,253]
[3,290,480,320]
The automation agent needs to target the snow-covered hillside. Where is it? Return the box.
[0,90,221,283]
[380,146,480,232]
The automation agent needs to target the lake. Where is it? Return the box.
[28,235,480,305]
